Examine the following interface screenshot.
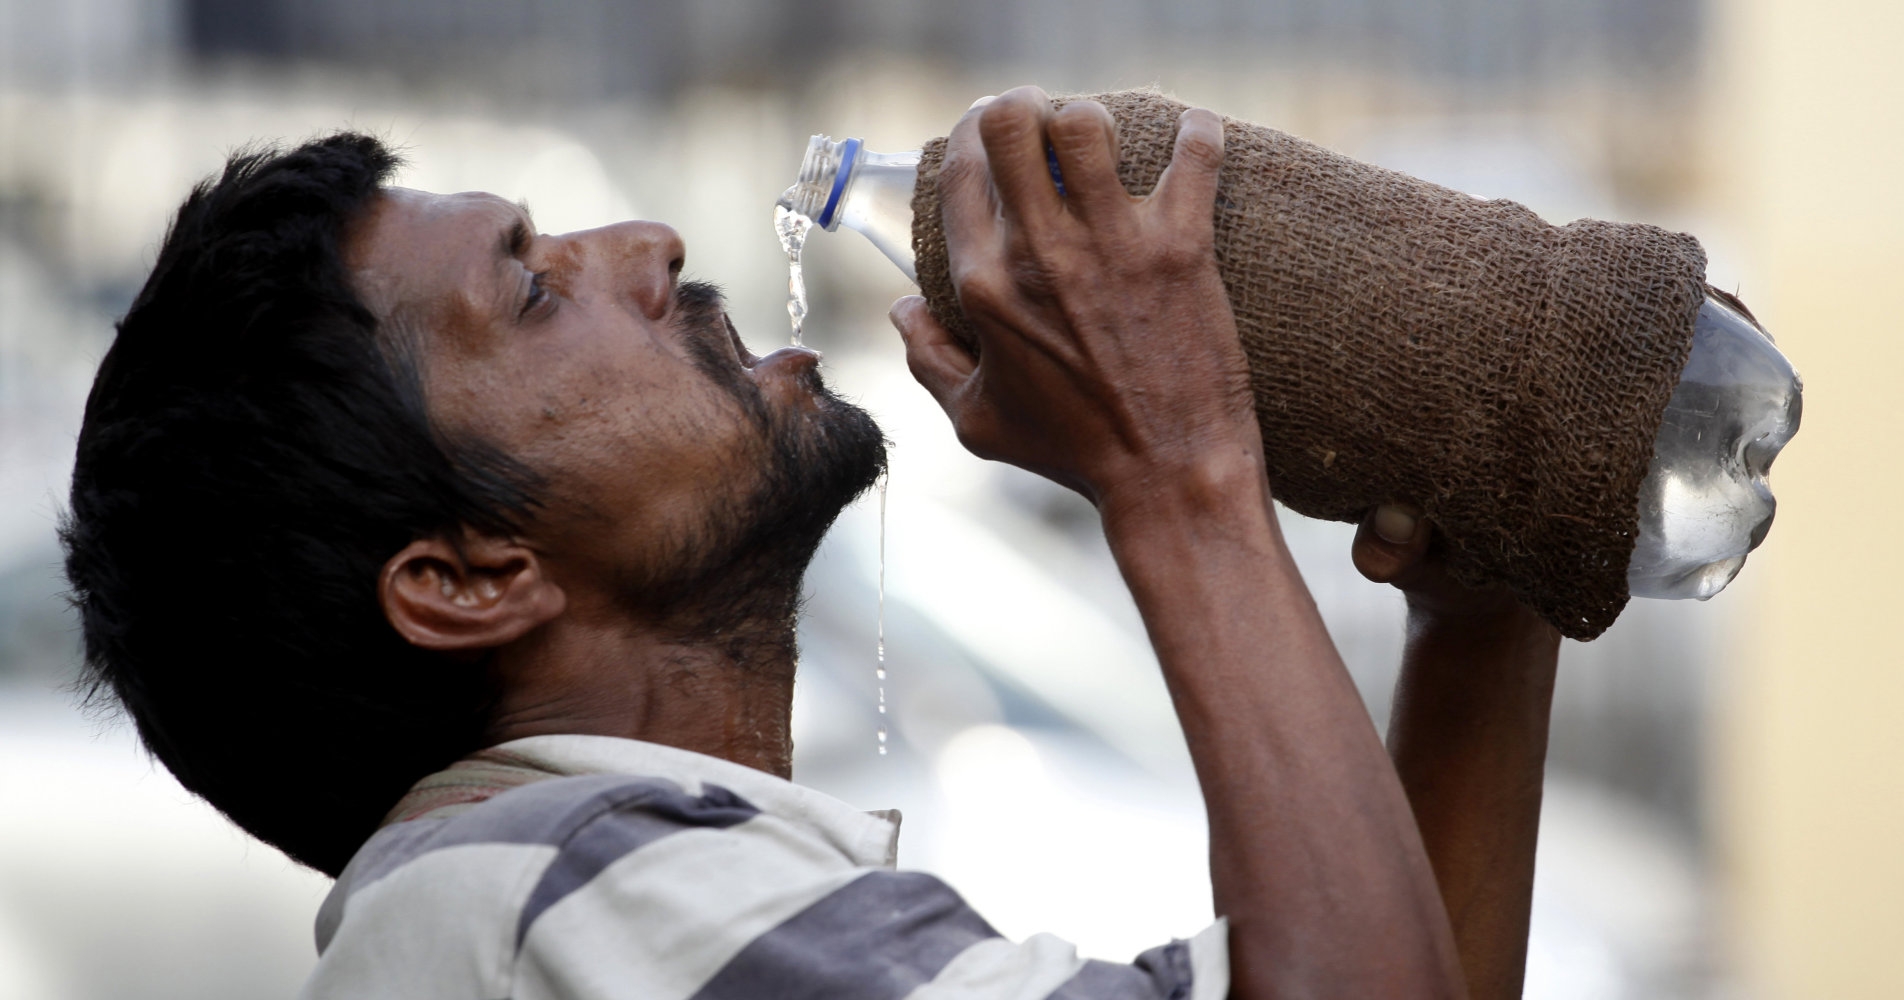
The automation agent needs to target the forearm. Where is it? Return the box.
[1385,606,1560,1000]
[1099,456,1465,1000]
[897,87,1463,997]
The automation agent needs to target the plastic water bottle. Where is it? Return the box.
[778,135,921,281]
[782,135,1805,602]
[1627,293,1802,599]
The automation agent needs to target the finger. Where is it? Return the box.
[977,86,1064,232]
[1047,101,1128,224]
[1351,503,1430,584]
[890,295,976,411]
[1150,107,1225,226]
[939,96,1004,261]
[1374,503,1423,545]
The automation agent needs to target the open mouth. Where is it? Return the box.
[720,309,823,377]
[722,311,760,369]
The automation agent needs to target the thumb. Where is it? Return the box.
[890,295,977,413]
[1352,503,1430,584]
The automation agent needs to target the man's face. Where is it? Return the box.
[346,188,885,624]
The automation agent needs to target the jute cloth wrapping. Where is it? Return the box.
[910,90,1707,640]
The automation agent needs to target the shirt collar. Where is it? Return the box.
[382,734,902,869]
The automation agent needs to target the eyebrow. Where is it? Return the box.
[497,200,537,261]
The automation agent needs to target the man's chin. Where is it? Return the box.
[665,383,882,627]
[771,383,886,523]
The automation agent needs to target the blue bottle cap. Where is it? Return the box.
[816,137,862,230]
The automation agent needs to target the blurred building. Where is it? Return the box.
[1707,0,1904,997]
[173,0,1702,90]
[159,0,1711,205]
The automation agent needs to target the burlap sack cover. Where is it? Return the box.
[911,90,1707,640]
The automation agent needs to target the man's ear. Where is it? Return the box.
[379,533,566,652]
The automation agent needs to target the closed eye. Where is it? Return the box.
[522,270,551,317]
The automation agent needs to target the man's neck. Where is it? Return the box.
[482,609,798,779]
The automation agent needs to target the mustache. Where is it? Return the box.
[672,278,737,366]
[674,278,726,321]
[672,278,773,430]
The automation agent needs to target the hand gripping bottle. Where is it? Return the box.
[782,108,1803,635]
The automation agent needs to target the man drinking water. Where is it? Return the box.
[64,86,1561,999]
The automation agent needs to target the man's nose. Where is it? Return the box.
[583,220,686,321]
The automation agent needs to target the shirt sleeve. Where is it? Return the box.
[677,869,1229,1000]
[510,799,1229,1000]
[517,857,1233,998]
[903,919,1231,1000]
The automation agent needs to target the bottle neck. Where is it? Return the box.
[782,135,861,230]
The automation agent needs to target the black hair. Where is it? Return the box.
[61,133,541,876]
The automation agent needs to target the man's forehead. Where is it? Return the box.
[382,186,526,221]
[350,188,523,257]
[346,187,526,321]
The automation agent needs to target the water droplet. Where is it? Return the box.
[876,473,889,757]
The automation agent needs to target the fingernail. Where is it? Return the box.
[1373,504,1418,544]
[968,95,997,111]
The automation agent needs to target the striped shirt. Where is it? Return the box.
[300,734,1228,1000]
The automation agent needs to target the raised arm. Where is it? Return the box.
[1353,506,1563,1000]
[891,86,1465,1000]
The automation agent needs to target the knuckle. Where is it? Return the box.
[1049,102,1110,147]
[999,84,1051,107]
[938,148,988,191]
[1045,123,1090,156]
[1182,107,1222,130]
[980,88,1052,138]
[945,109,984,151]
[1174,131,1224,173]
[959,95,996,121]
[1151,239,1213,277]
[951,264,1013,314]
[1006,243,1063,294]
[979,99,1040,140]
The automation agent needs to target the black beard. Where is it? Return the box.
[637,281,887,650]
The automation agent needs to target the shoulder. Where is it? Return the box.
[304,769,1229,1000]
[321,773,761,932]
[302,772,777,1000]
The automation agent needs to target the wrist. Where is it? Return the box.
[1404,598,1561,674]
[1095,442,1272,537]
[1406,593,1525,627]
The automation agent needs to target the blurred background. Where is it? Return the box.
[0,0,1895,997]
